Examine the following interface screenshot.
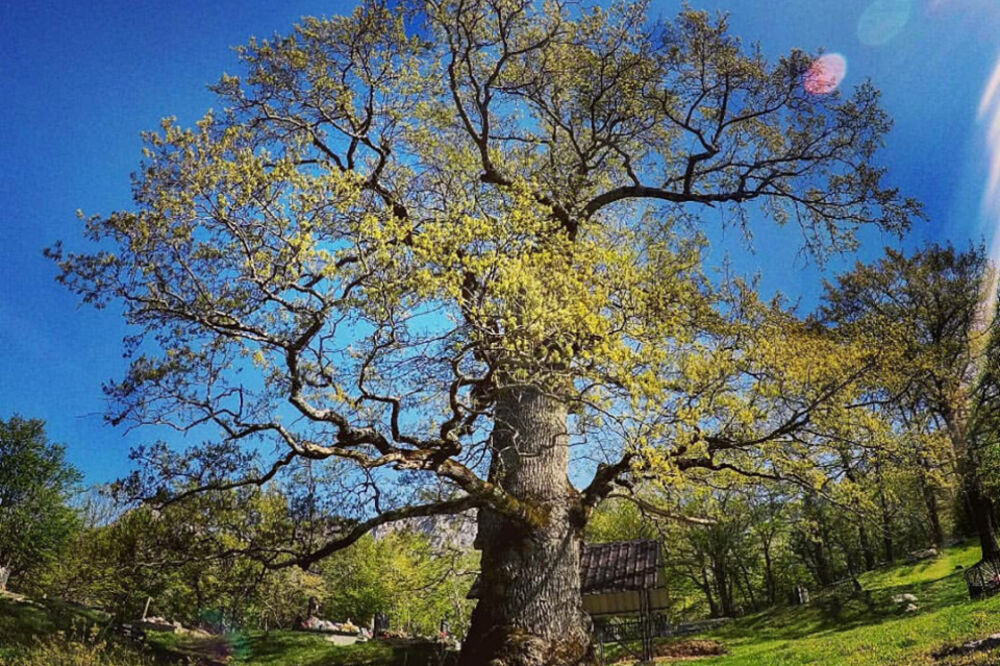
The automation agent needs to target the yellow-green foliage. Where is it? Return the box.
[48,1,920,603]
[321,530,476,637]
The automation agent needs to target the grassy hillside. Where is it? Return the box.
[145,630,454,666]
[7,543,1000,665]
[0,595,453,665]
[0,596,112,657]
[687,541,1000,665]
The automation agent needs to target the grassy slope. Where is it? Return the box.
[146,630,453,666]
[0,595,451,665]
[0,596,112,658]
[692,541,1000,665]
[9,545,1000,665]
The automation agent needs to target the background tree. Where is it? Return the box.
[0,416,80,588]
[821,243,1000,560]
[49,0,917,663]
[321,530,477,637]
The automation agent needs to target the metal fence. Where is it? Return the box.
[593,613,735,665]
[594,612,673,665]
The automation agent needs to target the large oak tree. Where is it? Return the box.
[50,1,917,663]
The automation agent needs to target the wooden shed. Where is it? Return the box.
[579,539,669,617]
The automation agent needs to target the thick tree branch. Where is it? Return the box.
[274,495,483,569]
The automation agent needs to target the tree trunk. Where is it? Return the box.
[700,567,719,618]
[738,561,757,611]
[874,458,894,564]
[880,494,894,565]
[838,452,874,571]
[761,542,776,606]
[712,557,735,617]
[817,521,836,586]
[461,387,593,666]
[859,524,875,571]
[943,408,1000,561]
[839,535,859,577]
[961,473,1000,561]
[918,457,944,548]
[921,478,944,548]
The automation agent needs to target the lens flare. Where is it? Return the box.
[974,55,1000,344]
[857,0,912,46]
[803,54,847,95]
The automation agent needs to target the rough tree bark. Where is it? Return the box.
[460,387,594,666]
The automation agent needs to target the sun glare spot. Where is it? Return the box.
[979,59,1000,118]
[803,54,847,95]
[857,0,912,46]
[974,56,1000,339]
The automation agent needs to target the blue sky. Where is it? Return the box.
[1,0,997,485]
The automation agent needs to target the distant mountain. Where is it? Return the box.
[372,509,477,552]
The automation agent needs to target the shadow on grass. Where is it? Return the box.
[0,596,113,647]
[714,568,975,644]
[150,631,458,666]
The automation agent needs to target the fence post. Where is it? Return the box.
[641,588,653,663]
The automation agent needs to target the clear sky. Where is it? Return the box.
[1,0,998,485]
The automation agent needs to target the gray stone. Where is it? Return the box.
[905,547,938,563]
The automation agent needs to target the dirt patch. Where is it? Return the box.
[933,633,1000,662]
[613,639,727,662]
[656,639,727,659]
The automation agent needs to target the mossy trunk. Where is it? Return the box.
[460,387,594,666]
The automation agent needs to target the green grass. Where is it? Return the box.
[0,596,112,658]
[0,594,453,665]
[145,630,454,665]
[685,541,1000,665]
[10,545,1000,665]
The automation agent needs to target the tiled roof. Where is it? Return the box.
[467,539,661,598]
[580,539,660,594]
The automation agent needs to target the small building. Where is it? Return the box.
[578,539,670,618]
